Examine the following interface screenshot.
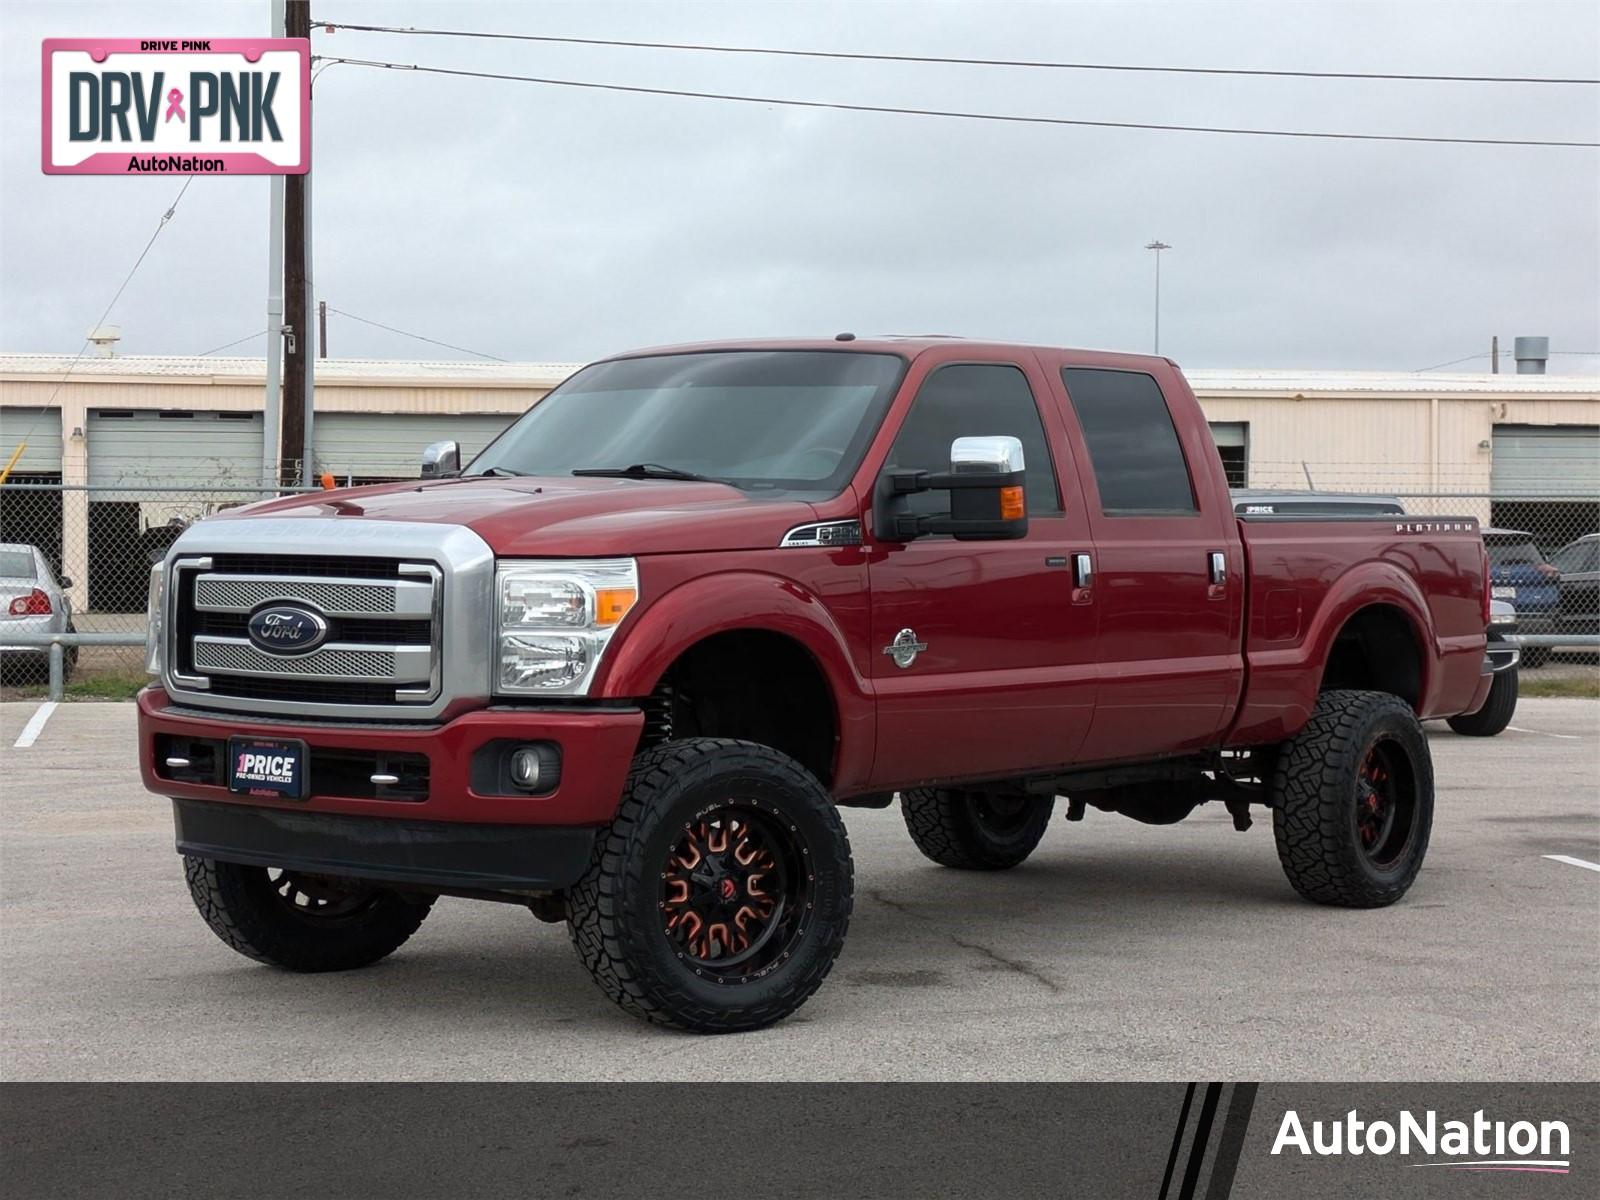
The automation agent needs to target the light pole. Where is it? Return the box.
[1145,240,1171,354]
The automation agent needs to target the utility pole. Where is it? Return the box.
[1145,240,1171,354]
[318,299,327,358]
[279,0,312,485]
[1491,334,1499,374]
[262,0,286,487]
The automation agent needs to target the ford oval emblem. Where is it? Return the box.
[246,605,329,655]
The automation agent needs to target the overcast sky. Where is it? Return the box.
[2,0,1597,373]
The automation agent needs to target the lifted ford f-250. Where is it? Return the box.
[139,338,1495,1032]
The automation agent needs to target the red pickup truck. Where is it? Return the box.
[138,338,1494,1032]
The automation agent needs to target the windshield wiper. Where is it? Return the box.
[572,463,740,487]
[471,465,527,478]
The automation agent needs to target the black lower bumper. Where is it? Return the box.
[172,799,598,892]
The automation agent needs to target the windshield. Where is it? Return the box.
[0,550,36,578]
[469,350,906,493]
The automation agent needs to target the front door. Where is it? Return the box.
[865,357,1099,788]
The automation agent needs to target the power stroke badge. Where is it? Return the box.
[42,38,309,175]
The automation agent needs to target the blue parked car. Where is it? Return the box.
[1484,528,1559,667]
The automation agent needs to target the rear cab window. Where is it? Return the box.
[1059,368,1197,515]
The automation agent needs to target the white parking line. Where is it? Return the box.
[11,701,58,749]
[1506,726,1582,740]
[1543,855,1600,874]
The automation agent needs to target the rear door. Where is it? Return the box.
[1048,362,1245,761]
[864,355,1098,786]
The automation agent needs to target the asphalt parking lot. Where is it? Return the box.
[2,699,1596,1082]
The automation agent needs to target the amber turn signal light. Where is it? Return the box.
[595,586,638,626]
[999,486,1026,521]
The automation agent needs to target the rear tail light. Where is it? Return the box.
[8,589,51,616]
[1481,551,1491,628]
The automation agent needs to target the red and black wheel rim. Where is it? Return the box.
[659,805,811,983]
[1353,738,1419,871]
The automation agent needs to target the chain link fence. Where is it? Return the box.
[3,479,1596,691]
[1,483,315,686]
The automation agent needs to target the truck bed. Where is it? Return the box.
[1228,513,1488,745]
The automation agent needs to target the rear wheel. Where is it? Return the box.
[1272,689,1433,907]
[901,787,1054,870]
[567,738,852,1033]
[1447,667,1518,737]
[184,856,434,971]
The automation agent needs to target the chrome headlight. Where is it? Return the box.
[144,562,165,676]
[494,559,638,694]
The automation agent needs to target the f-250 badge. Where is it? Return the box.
[884,628,928,669]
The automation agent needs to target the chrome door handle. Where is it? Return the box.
[1073,553,1094,588]
[1208,551,1227,585]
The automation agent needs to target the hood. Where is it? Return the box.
[215,476,823,557]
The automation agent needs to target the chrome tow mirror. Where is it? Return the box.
[875,434,1029,542]
[420,439,461,479]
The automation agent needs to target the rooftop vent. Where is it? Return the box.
[1513,335,1548,375]
[86,325,122,358]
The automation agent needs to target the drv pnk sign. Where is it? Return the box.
[42,38,309,175]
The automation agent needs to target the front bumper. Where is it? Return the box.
[138,686,643,828]
[172,798,598,891]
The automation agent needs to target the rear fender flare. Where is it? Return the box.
[1302,561,1437,704]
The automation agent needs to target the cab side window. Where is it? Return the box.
[887,364,1062,516]
[1061,368,1198,515]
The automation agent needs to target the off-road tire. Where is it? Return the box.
[1447,667,1518,737]
[900,787,1055,870]
[566,738,853,1033]
[1272,689,1433,908]
[184,856,434,972]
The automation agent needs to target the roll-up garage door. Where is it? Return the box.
[0,407,64,473]
[1491,425,1599,497]
[314,413,519,481]
[87,410,264,497]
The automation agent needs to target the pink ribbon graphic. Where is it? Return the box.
[164,88,185,123]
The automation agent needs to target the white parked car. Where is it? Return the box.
[0,542,76,681]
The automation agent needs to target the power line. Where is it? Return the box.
[197,329,267,357]
[1415,352,1493,371]
[326,306,508,361]
[317,22,1600,86]
[310,56,1600,149]
[1414,349,1600,371]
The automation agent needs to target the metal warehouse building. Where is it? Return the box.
[2,352,1596,612]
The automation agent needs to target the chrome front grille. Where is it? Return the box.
[193,575,432,618]
[170,556,441,707]
[192,637,429,684]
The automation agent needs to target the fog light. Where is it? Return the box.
[507,743,561,793]
[510,748,542,789]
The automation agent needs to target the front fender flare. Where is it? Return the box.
[593,572,875,791]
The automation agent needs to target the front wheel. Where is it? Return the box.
[1272,689,1433,908]
[901,787,1055,870]
[567,738,853,1033]
[1447,667,1518,737]
[184,856,434,971]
